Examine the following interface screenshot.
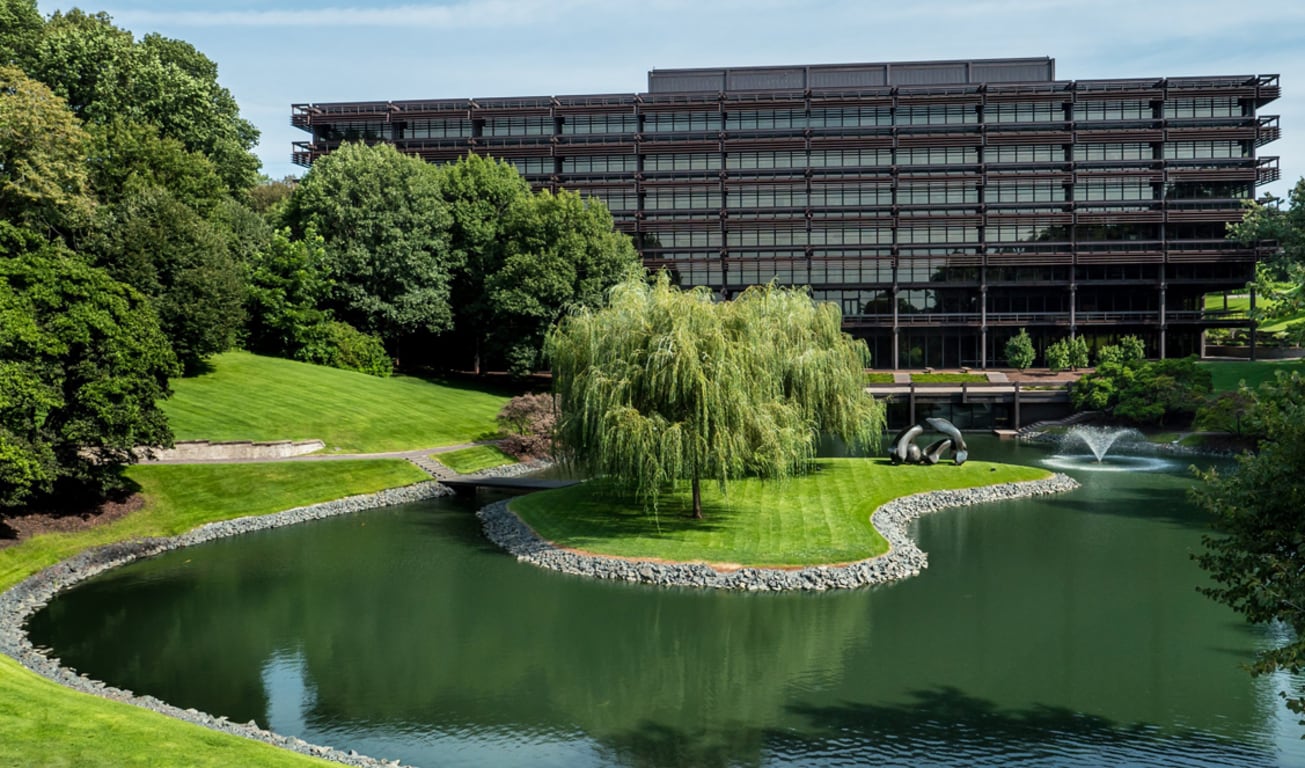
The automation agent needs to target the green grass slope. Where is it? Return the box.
[512,458,1049,567]
[0,460,427,768]
[164,351,510,453]
[1199,359,1304,392]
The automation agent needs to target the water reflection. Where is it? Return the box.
[26,437,1305,767]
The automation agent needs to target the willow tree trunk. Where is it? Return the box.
[691,473,703,519]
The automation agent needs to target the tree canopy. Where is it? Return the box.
[1192,370,1305,719]
[26,10,259,192]
[0,228,177,509]
[0,65,94,236]
[547,274,884,518]
[283,142,456,352]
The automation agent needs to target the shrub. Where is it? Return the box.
[1004,328,1035,370]
[496,392,556,459]
[1072,356,1212,426]
[297,321,392,377]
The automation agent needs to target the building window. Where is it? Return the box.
[1075,100,1152,121]
[1073,142,1153,162]
[898,147,978,165]
[809,185,892,206]
[560,114,636,134]
[643,153,722,171]
[724,110,806,130]
[987,144,1064,164]
[402,119,470,139]
[322,121,388,141]
[726,186,804,208]
[726,151,805,169]
[898,225,977,244]
[985,102,1064,123]
[898,183,978,205]
[984,181,1067,203]
[561,155,637,173]
[810,107,892,127]
[809,148,892,168]
[1164,141,1246,159]
[644,111,717,132]
[896,105,978,125]
[644,187,722,211]
[509,157,552,175]
[1164,97,1243,119]
[484,117,551,136]
[1076,178,1155,201]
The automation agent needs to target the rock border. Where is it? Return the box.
[0,481,454,768]
[478,473,1080,591]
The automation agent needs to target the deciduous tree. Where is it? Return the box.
[0,226,177,510]
[284,142,455,352]
[1193,378,1305,719]
[547,275,884,518]
[0,65,94,236]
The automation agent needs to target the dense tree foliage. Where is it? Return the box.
[1004,328,1035,370]
[548,275,884,518]
[26,10,259,191]
[1228,179,1305,341]
[0,65,94,236]
[88,184,244,372]
[1071,356,1211,425]
[1192,371,1305,719]
[283,142,456,352]
[436,154,640,375]
[0,227,177,510]
[489,188,641,374]
[0,1,42,69]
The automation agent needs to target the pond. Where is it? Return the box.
[27,437,1305,767]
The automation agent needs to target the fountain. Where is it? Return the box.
[1061,425,1144,462]
[1043,425,1172,473]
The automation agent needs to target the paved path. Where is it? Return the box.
[143,440,503,481]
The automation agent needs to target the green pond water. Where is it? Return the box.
[27,437,1305,767]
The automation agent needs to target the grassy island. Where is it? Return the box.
[511,458,1050,567]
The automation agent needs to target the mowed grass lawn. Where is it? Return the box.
[0,459,427,768]
[512,458,1050,567]
[434,445,517,474]
[164,351,511,453]
[1199,359,1304,391]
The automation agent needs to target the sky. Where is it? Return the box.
[35,0,1305,199]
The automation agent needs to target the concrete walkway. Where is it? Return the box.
[141,440,503,481]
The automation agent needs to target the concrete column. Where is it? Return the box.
[980,284,988,369]
[1159,283,1167,359]
[892,286,900,370]
[1249,286,1258,361]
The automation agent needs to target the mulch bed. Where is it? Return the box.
[0,494,144,550]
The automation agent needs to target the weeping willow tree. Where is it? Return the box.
[546,273,885,519]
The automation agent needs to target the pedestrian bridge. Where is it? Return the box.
[440,477,579,495]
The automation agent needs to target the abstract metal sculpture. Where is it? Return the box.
[888,417,968,466]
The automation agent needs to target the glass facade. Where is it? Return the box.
[293,59,1280,368]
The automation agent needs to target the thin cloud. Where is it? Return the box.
[114,1,590,28]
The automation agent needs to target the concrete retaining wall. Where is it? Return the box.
[139,439,326,462]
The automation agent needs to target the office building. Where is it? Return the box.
[292,57,1280,368]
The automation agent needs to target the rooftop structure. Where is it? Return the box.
[292,57,1281,369]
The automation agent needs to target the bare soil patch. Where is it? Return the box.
[0,494,144,550]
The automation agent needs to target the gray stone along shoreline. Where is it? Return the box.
[0,480,454,768]
[477,473,1080,591]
